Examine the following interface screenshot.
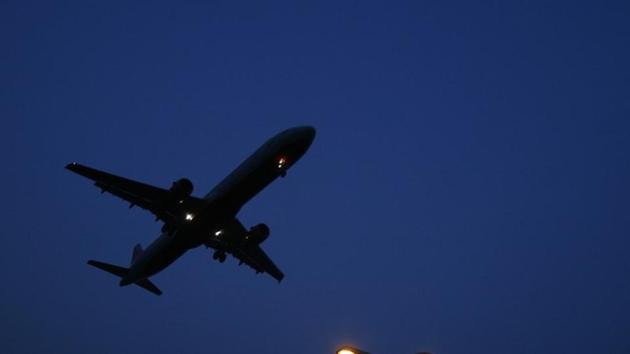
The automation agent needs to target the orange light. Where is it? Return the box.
[337,350,355,354]
[336,346,369,354]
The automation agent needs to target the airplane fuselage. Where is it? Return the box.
[119,126,315,286]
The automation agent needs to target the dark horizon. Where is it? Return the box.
[2,1,630,354]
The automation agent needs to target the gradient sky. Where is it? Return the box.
[2,1,630,354]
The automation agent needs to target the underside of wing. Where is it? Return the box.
[66,163,204,224]
[232,245,285,282]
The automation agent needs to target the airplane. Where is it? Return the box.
[67,126,316,295]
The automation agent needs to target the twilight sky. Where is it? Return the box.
[2,1,630,353]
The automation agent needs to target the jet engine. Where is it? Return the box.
[170,178,193,201]
[245,223,270,245]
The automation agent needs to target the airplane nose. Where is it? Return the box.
[279,125,316,151]
[300,126,316,144]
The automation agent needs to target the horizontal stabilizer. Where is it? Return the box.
[136,279,162,295]
[87,260,128,277]
[87,260,162,296]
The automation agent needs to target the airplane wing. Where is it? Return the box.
[66,163,204,224]
[232,245,285,282]
[204,218,285,282]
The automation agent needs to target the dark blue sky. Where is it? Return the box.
[2,1,629,353]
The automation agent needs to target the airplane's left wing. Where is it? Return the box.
[66,163,204,224]
[232,245,285,282]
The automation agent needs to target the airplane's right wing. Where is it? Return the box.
[66,163,205,224]
[232,245,285,282]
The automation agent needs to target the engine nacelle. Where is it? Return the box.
[170,178,193,201]
[245,223,270,245]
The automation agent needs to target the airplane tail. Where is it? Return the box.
[87,259,162,296]
[87,259,127,276]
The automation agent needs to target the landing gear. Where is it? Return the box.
[213,250,227,263]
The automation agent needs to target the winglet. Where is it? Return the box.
[66,162,79,170]
[66,162,89,176]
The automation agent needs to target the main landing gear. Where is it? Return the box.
[213,250,227,263]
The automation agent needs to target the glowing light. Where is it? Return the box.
[337,350,355,354]
[337,347,369,354]
[214,230,223,236]
[277,157,286,168]
[185,213,195,221]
